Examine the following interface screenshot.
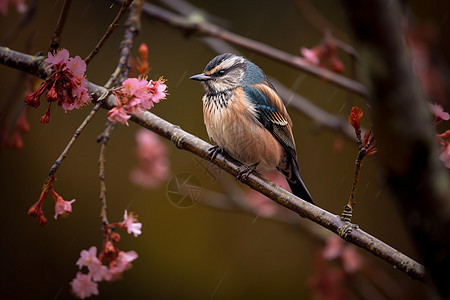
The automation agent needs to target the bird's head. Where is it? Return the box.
[190,53,266,94]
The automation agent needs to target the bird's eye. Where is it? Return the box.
[217,70,226,76]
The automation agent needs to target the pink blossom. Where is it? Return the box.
[108,76,167,125]
[0,0,27,15]
[67,55,87,78]
[147,79,167,103]
[45,49,70,70]
[121,210,142,237]
[71,272,98,299]
[122,77,149,97]
[90,263,111,282]
[76,246,101,270]
[107,250,138,281]
[341,246,362,273]
[437,130,450,140]
[301,47,320,65]
[322,236,363,274]
[322,236,343,260]
[108,106,131,125]
[439,142,450,168]
[119,250,138,263]
[430,103,450,124]
[127,97,144,113]
[130,129,170,188]
[52,189,75,219]
[25,49,90,121]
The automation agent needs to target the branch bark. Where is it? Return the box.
[0,46,425,281]
[341,0,450,297]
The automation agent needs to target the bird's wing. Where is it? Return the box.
[243,84,297,160]
[243,84,314,204]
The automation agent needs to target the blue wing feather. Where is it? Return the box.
[243,85,297,158]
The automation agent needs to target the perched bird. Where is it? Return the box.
[190,53,314,204]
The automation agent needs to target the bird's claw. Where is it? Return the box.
[208,145,223,162]
[236,163,259,181]
[338,221,359,239]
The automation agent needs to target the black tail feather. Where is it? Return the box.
[287,172,314,205]
[287,157,314,205]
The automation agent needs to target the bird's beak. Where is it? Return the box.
[189,73,212,81]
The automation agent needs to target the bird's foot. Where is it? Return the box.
[338,221,359,239]
[236,163,259,181]
[208,145,224,162]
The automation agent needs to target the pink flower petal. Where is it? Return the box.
[44,49,70,70]
[108,107,131,125]
[121,210,142,237]
[71,272,99,299]
[301,47,320,65]
[76,246,101,269]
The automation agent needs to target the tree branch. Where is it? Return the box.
[0,46,425,282]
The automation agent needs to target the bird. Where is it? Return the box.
[190,53,314,204]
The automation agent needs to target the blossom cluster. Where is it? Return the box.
[130,129,170,188]
[108,76,167,126]
[301,38,344,73]
[24,49,90,123]
[27,174,75,226]
[71,210,141,299]
[307,236,363,299]
[0,0,27,15]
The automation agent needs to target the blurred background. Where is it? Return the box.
[1,0,449,299]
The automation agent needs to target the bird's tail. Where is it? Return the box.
[285,157,314,205]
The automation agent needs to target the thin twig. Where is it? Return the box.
[104,0,144,88]
[84,0,134,65]
[48,0,72,52]
[47,102,102,178]
[96,0,144,226]
[97,122,115,225]
[341,123,375,222]
[0,46,426,282]
[341,150,364,222]
[29,0,141,210]
[135,1,368,98]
